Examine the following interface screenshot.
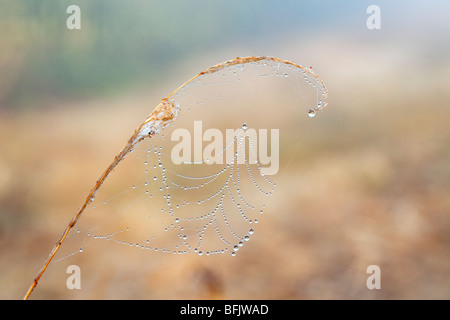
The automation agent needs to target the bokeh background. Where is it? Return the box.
[1,0,450,299]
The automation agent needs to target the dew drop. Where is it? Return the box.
[307,109,316,118]
[242,123,248,130]
[249,228,255,234]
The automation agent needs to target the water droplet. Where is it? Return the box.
[175,218,180,223]
[249,228,254,234]
[233,245,239,251]
[242,123,248,130]
[244,235,250,241]
[231,251,236,256]
[79,248,83,252]
[307,109,316,118]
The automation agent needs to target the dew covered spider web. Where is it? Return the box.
[31,57,328,298]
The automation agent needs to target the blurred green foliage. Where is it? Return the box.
[0,0,354,109]
[1,0,226,108]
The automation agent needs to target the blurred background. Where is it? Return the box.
[1,0,450,299]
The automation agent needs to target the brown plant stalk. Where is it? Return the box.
[23,56,328,299]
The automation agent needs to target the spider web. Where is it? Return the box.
[35,57,327,298]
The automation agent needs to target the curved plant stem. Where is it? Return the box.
[23,56,327,299]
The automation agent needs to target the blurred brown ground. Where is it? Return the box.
[1,37,450,299]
